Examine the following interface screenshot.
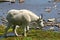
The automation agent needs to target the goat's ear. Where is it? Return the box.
[39,16,42,19]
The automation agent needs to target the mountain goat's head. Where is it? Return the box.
[35,16,44,29]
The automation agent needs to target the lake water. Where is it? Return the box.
[0,0,60,30]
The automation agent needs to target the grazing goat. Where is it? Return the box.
[4,9,44,37]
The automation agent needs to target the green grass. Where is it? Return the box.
[0,25,60,40]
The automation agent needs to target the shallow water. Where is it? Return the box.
[0,0,60,36]
[0,0,60,19]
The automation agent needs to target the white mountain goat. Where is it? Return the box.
[4,9,44,37]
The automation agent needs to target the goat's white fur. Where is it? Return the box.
[5,9,44,37]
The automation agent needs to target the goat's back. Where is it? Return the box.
[6,9,39,25]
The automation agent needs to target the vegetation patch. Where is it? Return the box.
[0,25,60,40]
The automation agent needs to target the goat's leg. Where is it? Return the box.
[26,26,29,33]
[27,26,29,31]
[4,23,11,37]
[24,27,27,37]
[14,25,20,36]
[12,25,16,33]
